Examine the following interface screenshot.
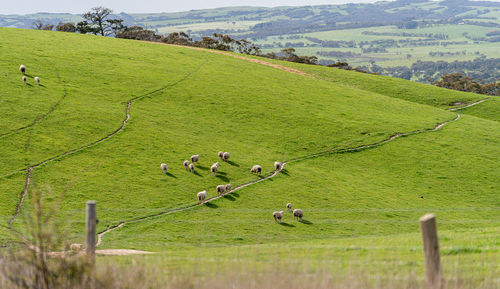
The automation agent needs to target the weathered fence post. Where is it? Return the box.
[86,201,97,260]
[420,214,443,289]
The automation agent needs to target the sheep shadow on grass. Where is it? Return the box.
[204,202,218,209]
[223,194,236,201]
[226,160,240,167]
[231,192,240,198]
[280,169,290,176]
[299,219,313,225]
[193,171,203,177]
[216,174,230,182]
[196,165,209,171]
[279,222,295,227]
[165,172,177,178]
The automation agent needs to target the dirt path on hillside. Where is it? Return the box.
[146,41,312,77]
[448,97,490,111]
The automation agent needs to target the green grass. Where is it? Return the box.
[240,55,483,108]
[458,98,500,122]
[0,28,498,281]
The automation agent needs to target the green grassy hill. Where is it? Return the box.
[0,28,498,281]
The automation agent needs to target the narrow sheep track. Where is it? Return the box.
[448,97,490,111]
[95,111,466,253]
[6,63,206,228]
[147,41,312,77]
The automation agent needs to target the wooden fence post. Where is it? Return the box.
[86,201,97,260]
[420,214,443,289]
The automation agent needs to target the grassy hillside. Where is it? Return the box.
[0,28,498,282]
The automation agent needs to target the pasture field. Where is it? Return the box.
[0,28,498,285]
[256,23,500,67]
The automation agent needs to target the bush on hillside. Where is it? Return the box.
[56,22,76,33]
[116,26,162,41]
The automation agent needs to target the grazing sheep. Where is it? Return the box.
[197,190,207,203]
[286,203,292,212]
[210,162,219,175]
[19,64,26,74]
[273,211,284,223]
[189,163,195,173]
[225,184,231,192]
[183,160,190,170]
[160,163,168,174]
[22,76,27,84]
[70,243,82,252]
[34,77,40,85]
[223,152,230,161]
[218,151,224,159]
[250,165,262,174]
[274,161,282,171]
[216,185,226,195]
[293,209,303,221]
[190,154,199,163]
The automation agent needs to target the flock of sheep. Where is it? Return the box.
[19,65,41,85]
[160,153,305,223]
[18,63,305,224]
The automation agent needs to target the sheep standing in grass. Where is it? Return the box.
[22,76,27,84]
[189,163,195,173]
[34,77,40,85]
[223,152,230,161]
[251,165,262,174]
[19,65,26,74]
[70,243,82,252]
[216,185,226,195]
[197,190,207,203]
[273,211,284,223]
[218,151,224,159]
[210,162,219,175]
[225,184,231,192]
[286,203,292,212]
[160,163,168,174]
[183,160,190,170]
[274,161,282,171]
[293,209,303,221]
[190,154,199,164]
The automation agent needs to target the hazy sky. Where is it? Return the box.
[1,0,383,15]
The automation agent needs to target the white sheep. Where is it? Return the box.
[218,151,224,159]
[22,76,27,84]
[189,163,195,173]
[34,76,40,85]
[225,184,231,192]
[197,190,207,203]
[223,152,230,161]
[286,203,292,212]
[70,243,82,252]
[216,185,226,195]
[160,163,168,174]
[274,161,282,170]
[183,160,190,170]
[293,209,303,221]
[190,154,199,163]
[210,162,219,175]
[273,211,284,223]
[251,165,262,174]
[19,64,26,74]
